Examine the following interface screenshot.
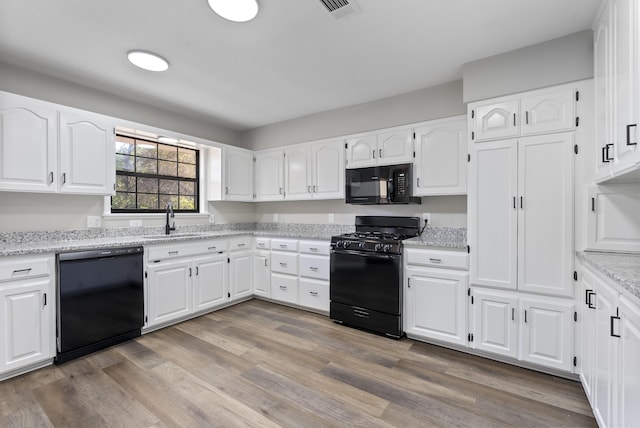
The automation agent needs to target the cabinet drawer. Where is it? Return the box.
[229,236,252,251]
[405,248,469,270]
[271,252,298,275]
[270,273,298,304]
[299,240,330,255]
[255,237,270,249]
[299,278,329,312]
[147,243,202,261]
[271,238,298,252]
[299,254,329,280]
[194,239,228,254]
[0,256,52,283]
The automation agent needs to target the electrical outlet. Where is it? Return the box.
[273,213,279,222]
[129,219,142,227]
[422,213,431,226]
[209,214,215,224]
[87,216,102,228]
[328,213,335,223]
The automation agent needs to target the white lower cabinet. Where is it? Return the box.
[229,249,253,300]
[253,249,270,298]
[298,278,329,312]
[578,262,640,428]
[470,287,574,372]
[270,273,298,304]
[192,253,228,312]
[147,258,192,327]
[0,255,55,379]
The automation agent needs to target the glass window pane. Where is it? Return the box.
[159,195,179,209]
[137,177,158,193]
[136,157,157,174]
[136,141,157,158]
[159,160,177,177]
[116,137,135,155]
[158,144,177,161]
[178,195,195,210]
[112,192,136,210]
[178,148,196,164]
[179,181,195,195]
[178,163,196,179]
[159,179,179,195]
[137,193,158,210]
[116,154,135,172]
[116,175,136,192]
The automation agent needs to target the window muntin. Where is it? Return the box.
[112,134,199,213]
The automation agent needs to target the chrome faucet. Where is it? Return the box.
[165,202,176,235]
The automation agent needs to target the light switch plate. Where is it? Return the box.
[328,213,335,223]
[87,216,102,228]
[273,213,279,222]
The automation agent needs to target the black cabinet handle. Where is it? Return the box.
[602,144,614,163]
[611,315,621,338]
[525,111,529,124]
[627,124,637,146]
[513,196,516,209]
[587,291,596,309]
[524,310,527,323]
[513,113,516,126]
[520,196,523,209]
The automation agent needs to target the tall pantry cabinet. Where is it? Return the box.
[467,81,587,372]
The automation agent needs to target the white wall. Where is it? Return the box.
[463,30,593,103]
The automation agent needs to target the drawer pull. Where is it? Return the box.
[309,291,318,296]
[279,285,287,290]
[429,258,442,263]
[237,243,246,247]
[279,244,287,248]
[208,246,217,250]
[309,247,318,252]
[168,251,179,255]
[309,267,318,271]
[12,268,32,275]
[279,262,287,267]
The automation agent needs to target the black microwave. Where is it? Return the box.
[345,163,421,205]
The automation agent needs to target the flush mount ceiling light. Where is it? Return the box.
[127,50,169,72]
[207,0,259,22]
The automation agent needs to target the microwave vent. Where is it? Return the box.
[319,0,361,19]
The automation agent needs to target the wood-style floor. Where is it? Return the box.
[0,300,595,427]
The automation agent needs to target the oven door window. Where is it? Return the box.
[330,251,401,315]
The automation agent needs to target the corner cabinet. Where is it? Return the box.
[223,147,254,201]
[0,91,115,195]
[0,255,54,380]
[413,115,467,195]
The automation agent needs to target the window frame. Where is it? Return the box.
[111,134,200,214]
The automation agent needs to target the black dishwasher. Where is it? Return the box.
[56,246,144,363]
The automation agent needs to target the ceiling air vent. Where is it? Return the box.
[319,0,361,19]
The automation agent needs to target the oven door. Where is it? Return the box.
[329,249,401,315]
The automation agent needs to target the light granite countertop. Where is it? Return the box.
[403,227,467,250]
[577,251,640,300]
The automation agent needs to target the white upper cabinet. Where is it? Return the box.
[254,149,284,201]
[284,145,312,200]
[469,84,577,143]
[0,93,58,193]
[223,147,254,201]
[58,109,115,195]
[414,115,467,196]
[471,99,520,142]
[0,91,115,196]
[594,0,640,182]
[346,127,413,168]
[310,139,344,199]
[587,184,640,252]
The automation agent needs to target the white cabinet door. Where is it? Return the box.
[0,279,52,374]
[253,250,270,298]
[405,267,468,346]
[284,145,312,200]
[58,109,115,195]
[376,128,413,166]
[471,99,519,142]
[312,140,344,199]
[192,253,227,312]
[470,288,518,358]
[414,116,466,196]
[519,297,573,371]
[468,140,518,289]
[587,185,640,253]
[611,0,640,173]
[270,273,298,304]
[0,93,57,193]
[520,89,576,136]
[345,133,377,168]
[147,258,191,327]
[594,5,614,180]
[579,267,597,400]
[618,295,640,428]
[298,278,329,312]
[229,250,253,300]
[517,134,573,297]
[593,276,618,428]
[254,149,284,201]
[223,147,253,201]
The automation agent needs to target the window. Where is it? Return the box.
[112,134,199,213]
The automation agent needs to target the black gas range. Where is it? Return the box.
[329,216,421,338]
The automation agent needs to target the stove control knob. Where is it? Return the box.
[358,242,366,249]
[344,241,351,248]
[383,244,392,252]
[336,241,343,248]
[374,243,383,252]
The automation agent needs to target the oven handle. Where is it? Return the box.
[331,249,400,260]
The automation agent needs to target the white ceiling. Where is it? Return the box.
[0,0,601,131]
